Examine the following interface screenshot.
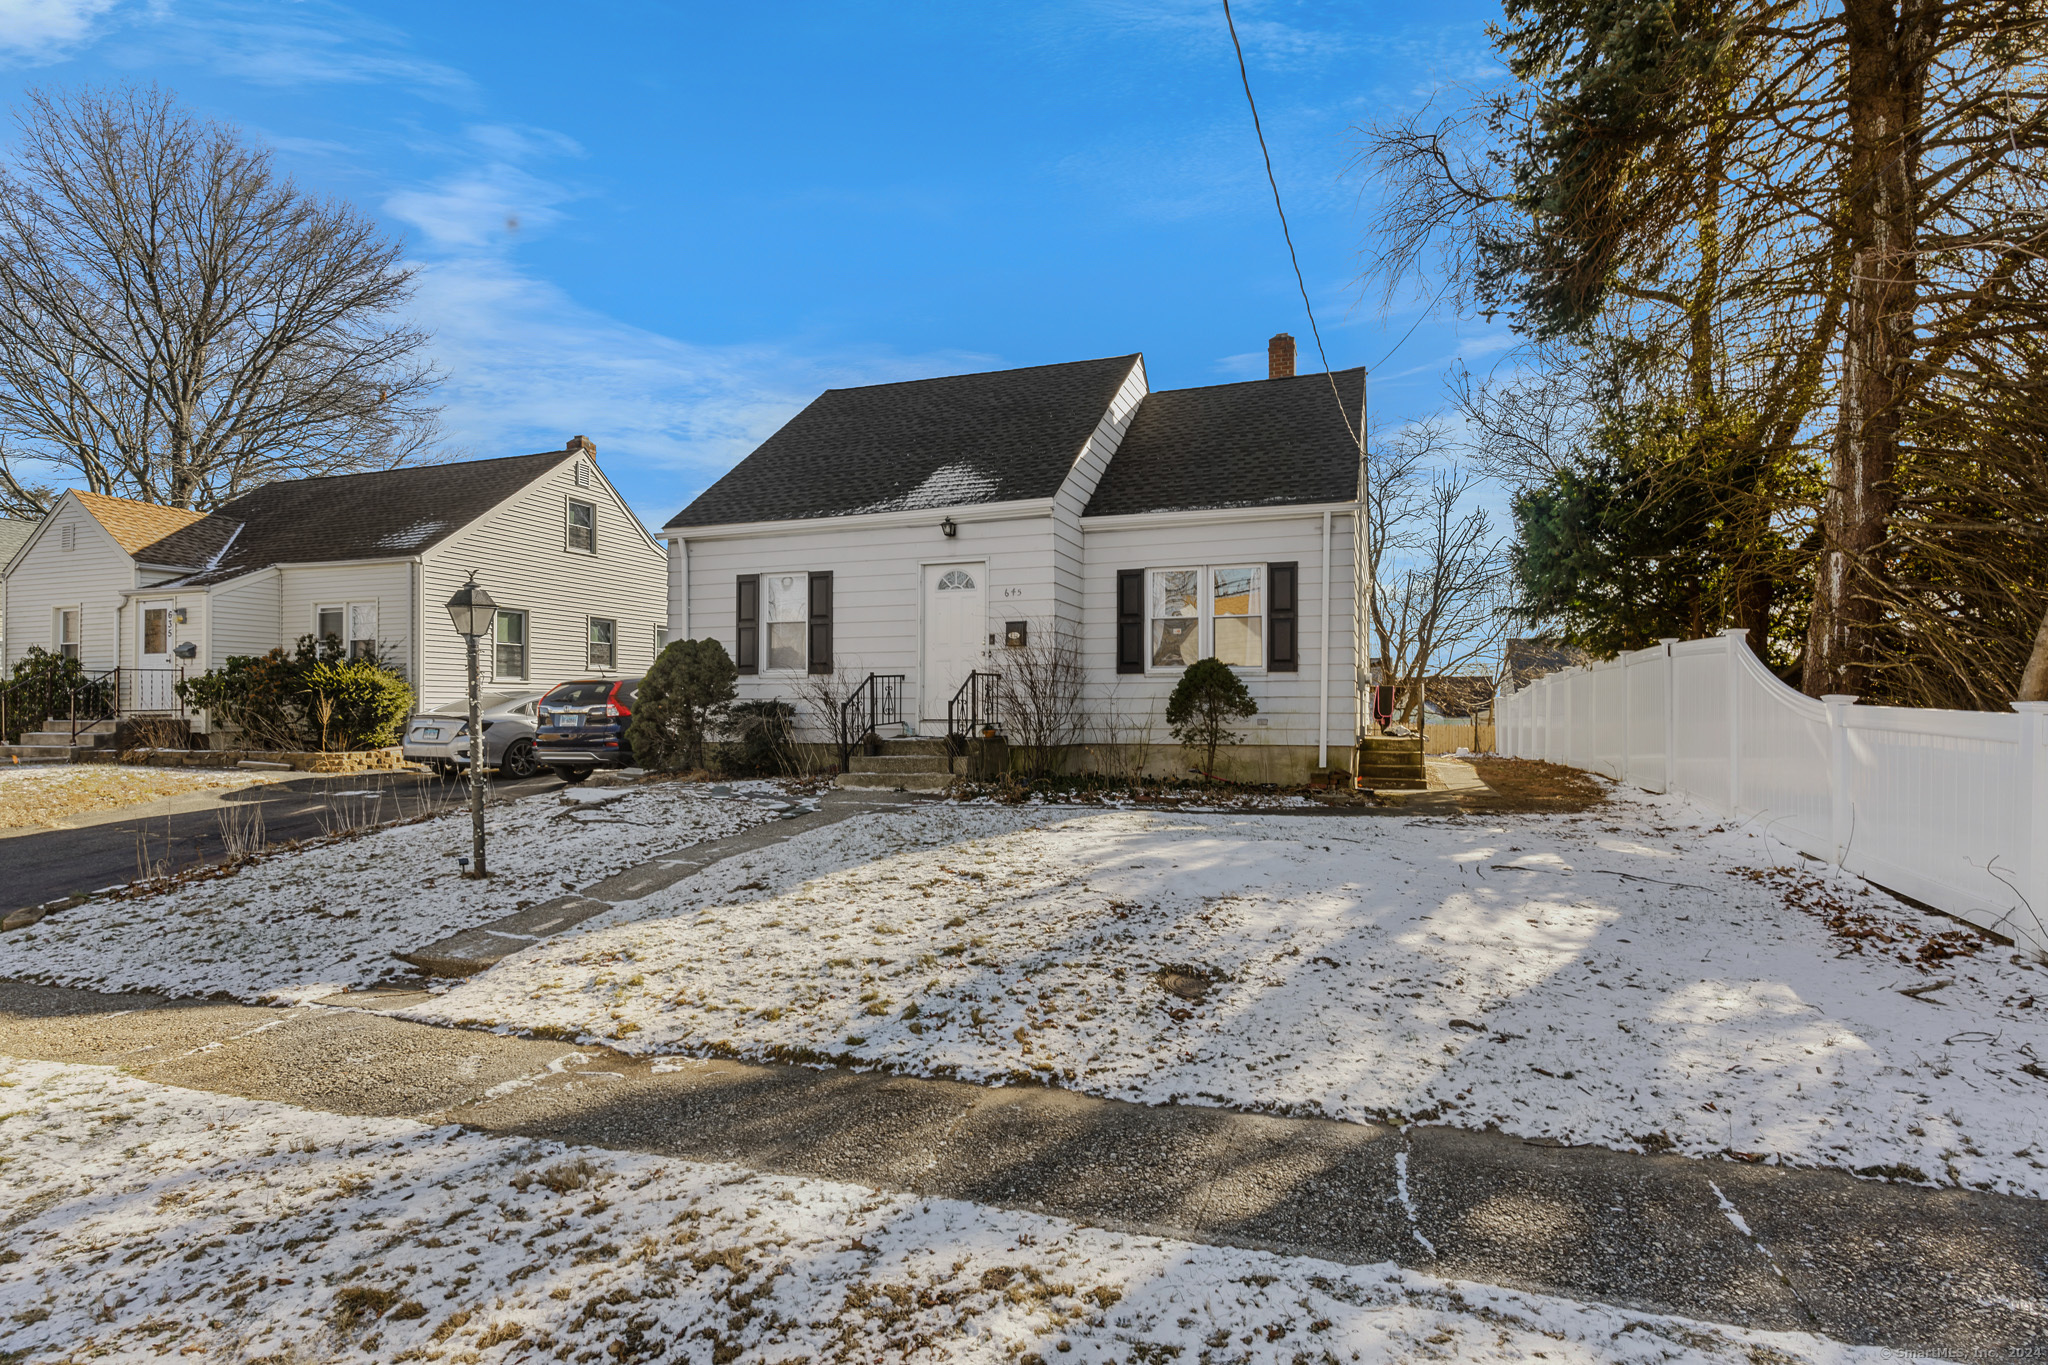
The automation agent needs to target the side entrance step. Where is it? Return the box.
[1355,736,1427,791]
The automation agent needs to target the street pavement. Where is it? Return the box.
[0,978,2037,1359]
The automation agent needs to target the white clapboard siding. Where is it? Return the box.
[1050,359,1150,622]
[1,497,133,672]
[420,456,667,711]
[1079,509,1360,750]
[679,507,1062,722]
[280,561,417,679]
[208,570,282,667]
[1497,630,2048,959]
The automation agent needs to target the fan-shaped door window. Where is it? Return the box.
[936,570,976,591]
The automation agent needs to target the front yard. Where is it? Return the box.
[4,767,2043,1202]
[408,794,2048,1199]
[0,1055,1894,1364]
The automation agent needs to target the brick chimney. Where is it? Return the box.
[1268,332,1295,379]
[566,435,596,454]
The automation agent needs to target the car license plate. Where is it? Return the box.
[558,714,583,728]
[417,727,440,740]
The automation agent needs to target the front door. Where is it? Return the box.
[921,563,986,726]
[136,600,175,710]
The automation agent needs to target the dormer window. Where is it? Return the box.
[567,499,595,553]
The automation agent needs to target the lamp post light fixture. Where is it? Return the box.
[444,571,497,878]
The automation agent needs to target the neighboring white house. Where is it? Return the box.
[662,341,1366,782]
[0,440,667,736]
[0,517,35,663]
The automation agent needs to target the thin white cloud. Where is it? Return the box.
[0,0,120,63]
[104,0,475,102]
[411,255,992,530]
[385,130,991,527]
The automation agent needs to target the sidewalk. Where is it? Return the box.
[0,977,2037,1359]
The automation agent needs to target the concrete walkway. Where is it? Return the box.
[0,978,2037,1359]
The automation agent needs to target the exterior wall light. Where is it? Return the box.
[940,517,957,538]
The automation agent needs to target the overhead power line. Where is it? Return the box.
[1219,0,1363,449]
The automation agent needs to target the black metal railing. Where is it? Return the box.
[947,671,1002,740]
[0,666,186,748]
[840,673,905,746]
[58,668,119,742]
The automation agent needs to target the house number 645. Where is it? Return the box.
[1002,588,1025,599]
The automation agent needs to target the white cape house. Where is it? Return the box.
[2,440,667,738]
[663,342,1367,782]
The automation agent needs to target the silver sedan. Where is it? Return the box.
[402,691,547,779]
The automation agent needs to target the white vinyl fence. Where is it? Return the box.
[1496,629,2048,959]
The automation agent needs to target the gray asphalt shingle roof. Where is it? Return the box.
[663,355,1143,530]
[1082,369,1366,517]
[137,448,581,585]
[0,517,34,572]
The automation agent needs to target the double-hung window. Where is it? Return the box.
[314,602,381,660]
[763,572,807,671]
[56,608,79,660]
[587,617,616,669]
[494,610,528,680]
[567,499,596,553]
[1147,565,1265,670]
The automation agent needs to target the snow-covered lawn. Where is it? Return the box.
[0,762,291,829]
[412,795,2048,1199]
[0,1057,1897,1365]
[0,781,796,1002]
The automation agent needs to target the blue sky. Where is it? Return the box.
[0,0,1508,531]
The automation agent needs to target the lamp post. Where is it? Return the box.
[445,572,497,878]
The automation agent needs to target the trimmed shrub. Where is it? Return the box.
[1165,657,1257,778]
[174,635,412,751]
[626,638,737,771]
[2,646,97,743]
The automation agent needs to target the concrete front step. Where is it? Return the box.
[834,770,955,792]
[0,743,108,761]
[21,732,114,749]
[872,737,954,757]
[849,753,954,775]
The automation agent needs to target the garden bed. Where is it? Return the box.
[112,745,412,773]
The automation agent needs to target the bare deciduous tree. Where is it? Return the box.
[792,662,867,775]
[1365,418,1510,728]
[996,622,1086,781]
[0,84,440,516]
[1084,685,1156,784]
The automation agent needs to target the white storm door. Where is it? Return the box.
[920,563,986,723]
[137,600,175,710]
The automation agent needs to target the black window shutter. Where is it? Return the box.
[1268,562,1299,671]
[1116,569,1144,674]
[808,571,833,674]
[735,575,759,674]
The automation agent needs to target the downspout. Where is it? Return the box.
[412,557,425,702]
[1318,509,1332,769]
[673,538,690,640]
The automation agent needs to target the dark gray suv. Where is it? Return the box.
[533,678,640,782]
